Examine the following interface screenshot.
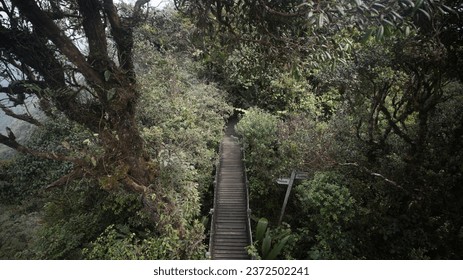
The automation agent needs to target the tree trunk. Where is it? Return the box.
[0,0,154,192]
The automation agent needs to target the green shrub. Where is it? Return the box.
[294,172,356,259]
[249,217,294,260]
[137,49,232,197]
[235,108,285,219]
[0,116,91,204]
[84,220,206,260]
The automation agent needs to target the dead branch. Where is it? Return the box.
[0,105,42,127]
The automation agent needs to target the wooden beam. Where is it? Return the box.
[278,170,296,226]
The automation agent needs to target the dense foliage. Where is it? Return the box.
[179,0,463,259]
[1,0,462,260]
[0,6,230,259]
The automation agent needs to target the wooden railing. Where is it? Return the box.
[207,140,223,259]
[240,137,253,247]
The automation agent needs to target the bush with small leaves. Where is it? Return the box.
[294,172,357,259]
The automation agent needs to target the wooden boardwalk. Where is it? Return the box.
[210,121,251,260]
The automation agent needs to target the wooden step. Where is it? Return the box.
[210,132,250,260]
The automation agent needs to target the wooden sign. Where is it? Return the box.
[295,172,309,180]
[277,170,310,225]
[276,178,291,185]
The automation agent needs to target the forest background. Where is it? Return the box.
[0,0,462,260]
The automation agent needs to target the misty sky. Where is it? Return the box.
[118,0,170,9]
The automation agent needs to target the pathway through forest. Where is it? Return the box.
[209,118,251,260]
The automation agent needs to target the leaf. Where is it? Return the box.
[307,10,313,19]
[261,234,272,257]
[376,25,384,41]
[336,5,345,16]
[382,15,394,26]
[404,25,411,36]
[372,3,386,9]
[437,6,446,14]
[383,25,392,37]
[325,51,332,60]
[256,218,268,242]
[441,4,457,15]
[318,13,325,27]
[91,157,97,167]
[107,88,116,101]
[418,8,431,21]
[265,235,291,260]
[414,0,424,11]
[390,10,403,20]
[104,70,111,82]
[360,28,373,43]
[401,0,415,8]
[411,0,424,16]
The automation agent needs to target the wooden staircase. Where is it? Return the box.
[209,121,251,260]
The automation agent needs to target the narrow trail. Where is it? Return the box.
[210,118,251,260]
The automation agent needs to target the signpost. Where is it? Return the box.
[276,178,291,185]
[277,170,309,225]
[295,172,309,180]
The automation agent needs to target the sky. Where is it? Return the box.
[118,0,171,9]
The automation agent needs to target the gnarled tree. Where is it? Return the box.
[0,1,157,210]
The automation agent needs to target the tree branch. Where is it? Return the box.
[103,0,150,79]
[76,0,110,71]
[134,0,151,19]
[379,104,415,145]
[103,0,133,75]
[0,81,48,96]
[0,131,82,164]
[0,105,42,127]
[45,168,85,190]
[0,25,66,88]
[123,176,148,194]
[11,0,104,86]
[338,162,407,192]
